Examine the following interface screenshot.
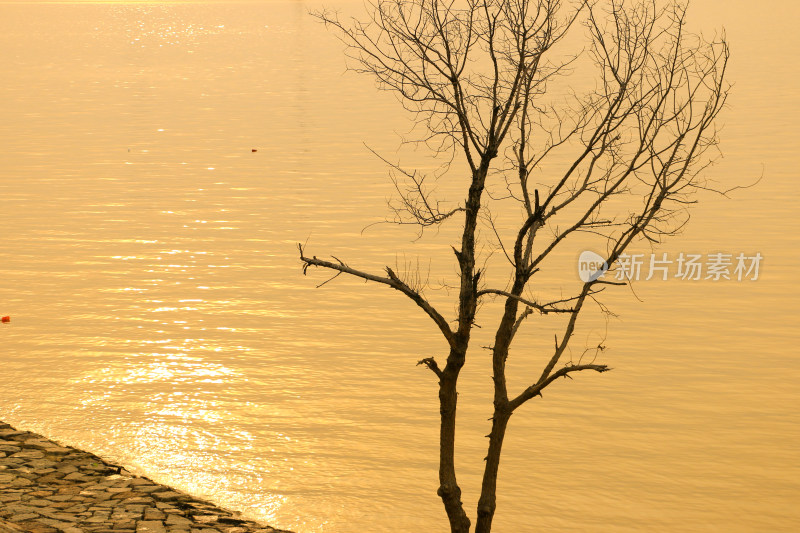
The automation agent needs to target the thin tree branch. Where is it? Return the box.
[510,362,611,410]
[299,243,456,349]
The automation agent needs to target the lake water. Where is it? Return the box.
[1,1,798,531]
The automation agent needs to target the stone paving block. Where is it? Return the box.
[137,520,167,533]
[44,448,72,456]
[38,509,80,522]
[8,514,41,523]
[10,450,45,460]
[27,490,54,497]
[25,499,53,507]
[122,496,154,504]
[94,500,119,508]
[16,522,58,533]
[44,501,73,510]
[47,494,74,502]
[5,504,41,516]
[120,504,147,513]
[0,521,24,533]
[166,514,193,527]
[134,485,162,493]
[0,445,22,453]
[37,517,81,529]
[62,504,89,513]
[29,459,57,469]
[112,511,144,521]
[191,515,219,524]
[144,509,167,521]
[112,491,138,500]
[21,440,55,451]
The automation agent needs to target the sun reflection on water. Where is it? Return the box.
[71,349,294,524]
[127,399,290,525]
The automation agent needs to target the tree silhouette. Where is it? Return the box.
[301,1,729,531]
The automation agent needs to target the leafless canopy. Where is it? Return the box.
[300,1,729,531]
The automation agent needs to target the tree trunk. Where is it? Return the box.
[438,369,471,533]
[436,159,491,532]
[475,411,511,533]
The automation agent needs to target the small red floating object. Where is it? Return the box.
[251,149,257,152]
[1,316,9,323]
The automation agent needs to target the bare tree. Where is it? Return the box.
[300,0,729,531]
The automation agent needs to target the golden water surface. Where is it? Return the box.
[0,1,798,531]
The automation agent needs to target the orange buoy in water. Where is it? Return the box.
[251,149,257,152]
[1,316,9,323]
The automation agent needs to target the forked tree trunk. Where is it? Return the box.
[309,3,729,532]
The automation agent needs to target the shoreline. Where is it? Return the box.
[0,421,292,533]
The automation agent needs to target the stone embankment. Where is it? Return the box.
[0,422,291,533]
